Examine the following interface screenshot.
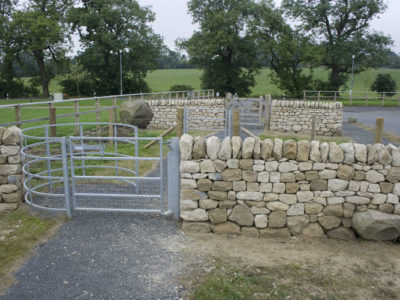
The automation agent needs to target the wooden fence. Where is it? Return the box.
[0,90,214,129]
[303,90,400,106]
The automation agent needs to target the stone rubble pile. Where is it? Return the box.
[270,100,343,136]
[179,134,400,240]
[0,126,22,213]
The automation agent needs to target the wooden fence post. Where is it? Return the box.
[113,97,117,123]
[176,108,184,137]
[303,91,306,101]
[14,105,21,128]
[258,95,263,125]
[374,118,384,144]
[108,109,114,147]
[49,107,56,137]
[74,100,79,135]
[233,110,240,136]
[225,92,232,109]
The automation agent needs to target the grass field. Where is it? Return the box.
[18,67,400,99]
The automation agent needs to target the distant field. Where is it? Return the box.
[10,67,400,98]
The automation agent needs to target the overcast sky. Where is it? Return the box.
[137,0,400,53]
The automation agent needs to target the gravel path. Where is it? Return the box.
[343,106,400,135]
[3,213,191,300]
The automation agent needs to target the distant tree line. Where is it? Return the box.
[0,0,397,98]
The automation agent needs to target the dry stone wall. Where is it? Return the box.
[179,135,400,240]
[0,126,23,213]
[147,99,225,129]
[270,101,342,136]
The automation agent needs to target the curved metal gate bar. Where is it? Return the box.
[20,123,166,217]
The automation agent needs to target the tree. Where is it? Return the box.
[180,0,261,96]
[370,73,397,96]
[67,0,162,96]
[12,0,71,97]
[251,1,323,98]
[282,0,392,91]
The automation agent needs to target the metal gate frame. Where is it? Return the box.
[232,96,264,127]
[20,123,172,218]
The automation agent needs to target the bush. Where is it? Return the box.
[0,78,39,98]
[169,84,194,92]
[370,73,397,96]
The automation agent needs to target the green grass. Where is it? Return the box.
[14,67,400,99]
[0,206,63,294]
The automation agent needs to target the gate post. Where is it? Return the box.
[265,94,271,131]
[167,137,180,220]
[61,137,72,217]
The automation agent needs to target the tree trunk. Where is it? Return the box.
[329,66,341,91]
[34,50,50,98]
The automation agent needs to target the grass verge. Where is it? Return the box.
[0,205,64,295]
[190,260,398,300]
[355,122,400,145]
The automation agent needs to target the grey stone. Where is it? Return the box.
[267,201,289,211]
[206,136,220,160]
[319,169,337,179]
[337,165,355,180]
[254,214,268,228]
[268,211,287,228]
[298,161,312,171]
[179,134,193,160]
[208,208,228,224]
[233,181,246,191]
[0,165,20,176]
[310,140,321,162]
[310,179,327,191]
[272,183,285,193]
[320,142,329,163]
[221,169,242,181]
[339,143,355,164]
[236,191,263,201]
[352,209,400,240]
[354,143,367,163]
[0,184,19,194]
[119,100,153,128]
[243,171,257,182]
[232,136,242,159]
[181,179,197,189]
[377,148,392,165]
[366,170,385,183]
[296,191,313,202]
[287,203,305,216]
[302,223,325,238]
[197,179,213,191]
[241,227,260,237]
[228,204,254,226]
[265,161,279,172]
[227,159,239,169]
[251,207,270,214]
[280,173,295,183]
[323,204,343,217]
[367,144,379,165]
[285,182,299,194]
[283,139,297,160]
[379,203,394,214]
[213,222,240,234]
[7,155,20,164]
[0,203,19,213]
[219,200,236,208]
[305,170,319,181]
[218,137,232,160]
[278,162,298,172]
[200,160,215,173]
[328,179,348,191]
[253,137,261,159]
[387,167,400,183]
[287,215,309,235]
[327,227,356,240]
[182,222,212,233]
[260,139,273,160]
[242,137,255,159]
[208,191,228,201]
[329,142,344,163]
[318,216,341,230]
[257,171,269,183]
[212,181,232,191]
[279,194,297,205]
[273,138,283,160]
[346,196,370,205]
[213,160,227,172]
[180,208,208,221]
[380,182,393,194]
[180,161,200,173]
[297,140,310,162]
[0,145,20,156]
[305,202,323,214]
[181,189,207,200]
[199,199,218,209]
[180,200,198,211]
[192,136,207,159]
[327,197,345,205]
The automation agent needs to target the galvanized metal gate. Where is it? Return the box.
[21,123,169,217]
[232,96,264,127]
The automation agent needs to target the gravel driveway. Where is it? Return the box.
[2,213,193,300]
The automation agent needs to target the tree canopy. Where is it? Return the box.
[67,0,162,96]
[371,73,397,96]
[180,0,261,96]
[282,0,392,91]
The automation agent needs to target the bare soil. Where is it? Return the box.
[165,232,400,299]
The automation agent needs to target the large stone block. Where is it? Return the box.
[208,208,228,224]
[218,137,232,160]
[287,215,309,235]
[0,165,20,176]
[326,227,356,240]
[192,136,207,159]
[318,216,341,230]
[180,161,200,173]
[213,222,240,234]
[206,136,220,160]
[212,181,233,192]
[179,134,193,160]
[352,209,400,240]
[2,126,21,145]
[242,137,255,159]
[283,139,297,160]
[268,211,287,228]
[221,169,242,181]
[228,204,254,226]
[302,223,325,238]
[236,191,263,202]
